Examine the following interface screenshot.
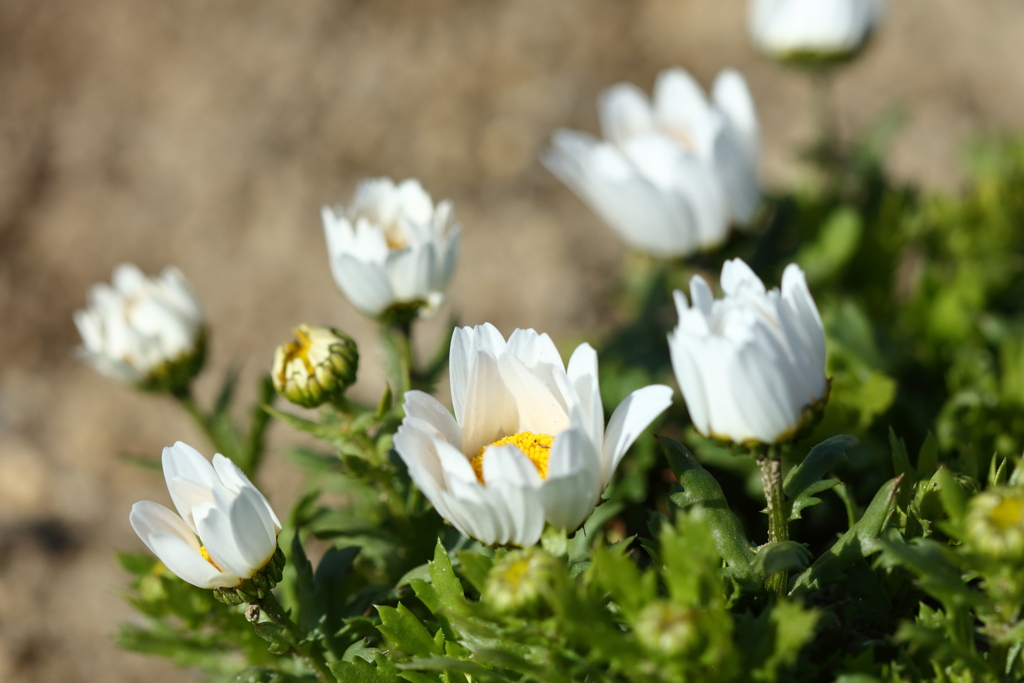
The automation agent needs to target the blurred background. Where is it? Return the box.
[2,1,1024,680]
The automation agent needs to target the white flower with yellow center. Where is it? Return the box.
[749,0,884,63]
[322,178,461,320]
[542,67,760,258]
[129,442,282,591]
[669,259,827,446]
[394,324,673,547]
[74,263,206,392]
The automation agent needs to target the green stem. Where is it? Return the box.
[258,591,334,683]
[381,319,415,399]
[759,448,789,599]
[811,68,840,180]
[176,391,222,452]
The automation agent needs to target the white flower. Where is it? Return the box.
[749,0,884,62]
[668,259,827,446]
[129,442,282,589]
[74,263,206,391]
[322,178,461,320]
[542,67,760,258]
[394,324,673,547]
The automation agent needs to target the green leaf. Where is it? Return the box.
[889,428,916,509]
[375,383,394,419]
[661,437,755,581]
[796,207,863,283]
[456,551,493,595]
[783,435,856,499]
[330,652,402,683]
[264,405,352,442]
[918,431,939,476]
[783,435,856,521]
[934,466,968,528]
[790,476,901,598]
[230,666,307,682]
[291,534,318,634]
[755,541,813,576]
[376,604,441,657]
[428,539,467,615]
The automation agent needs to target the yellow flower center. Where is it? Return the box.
[471,431,553,484]
[990,497,1024,531]
[278,326,316,382]
[199,545,222,571]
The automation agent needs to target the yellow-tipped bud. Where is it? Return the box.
[484,548,558,615]
[272,325,359,408]
[966,487,1024,560]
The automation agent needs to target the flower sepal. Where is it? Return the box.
[212,545,286,606]
[143,330,208,396]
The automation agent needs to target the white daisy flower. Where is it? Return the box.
[749,0,885,63]
[394,324,673,547]
[129,442,282,592]
[543,67,760,258]
[74,263,206,392]
[322,178,461,320]
[669,259,828,446]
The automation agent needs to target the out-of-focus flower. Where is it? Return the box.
[668,259,828,446]
[965,487,1024,560]
[272,324,359,408]
[484,547,560,614]
[74,264,206,393]
[542,67,760,258]
[129,442,284,603]
[394,324,672,547]
[322,178,461,322]
[634,601,700,656]
[749,0,884,64]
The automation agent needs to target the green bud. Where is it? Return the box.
[272,324,359,408]
[484,547,559,615]
[965,487,1024,560]
[633,600,700,657]
[141,328,208,395]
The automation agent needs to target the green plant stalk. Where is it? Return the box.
[176,391,225,455]
[381,319,415,400]
[258,591,334,683]
[760,448,789,599]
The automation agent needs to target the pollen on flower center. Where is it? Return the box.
[199,545,222,571]
[471,431,553,484]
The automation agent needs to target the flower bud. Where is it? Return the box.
[213,546,287,605]
[965,487,1024,560]
[272,325,359,408]
[484,547,559,615]
[634,601,700,657]
[74,264,206,394]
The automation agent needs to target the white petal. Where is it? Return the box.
[497,352,570,437]
[225,487,278,571]
[482,444,543,489]
[598,82,656,145]
[566,344,604,450]
[130,501,201,556]
[194,503,254,579]
[402,390,462,451]
[147,531,240,589]
[601,385,674,490]
[458,348,518,457]
[332,254,395,317]
[540,427,602,531]
[450,323,508,426]
[163,442,217,533]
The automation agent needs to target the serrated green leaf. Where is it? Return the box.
[889,429,916,510]
[428,539,467,615]
[935,466,968,528]
[330,652,402,683]
[376,604,441,657]
[291,534,318,634]
[783,436,855,521]
[790,476,901,598]
[789,478,842,521]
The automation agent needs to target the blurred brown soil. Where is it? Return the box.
[1,1,1023,681]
